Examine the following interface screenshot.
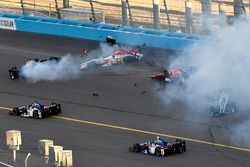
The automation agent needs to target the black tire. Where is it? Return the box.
[155,147,162,156]
[33,110,40,119]
[11,107,20,116]
[183,141,186,152]
[178,146,183,153]
[132,143,141,153]
[57,104,61,113]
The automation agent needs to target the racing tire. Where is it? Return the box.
[132,143,141,153]
[56,104,61,114]
[33,110,40,119]
[178,146,183,153]
[11,107,20,116]
[183,141,186,152]
[155,147,162,157]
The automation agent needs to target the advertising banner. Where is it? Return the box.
[0,17,16,30]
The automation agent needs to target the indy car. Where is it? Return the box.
[151,69,185,87]
[210,91,237,117]
[80,48,143,69]
[8,57,60,80]
[9,101,61,119]
[128,136,186,157]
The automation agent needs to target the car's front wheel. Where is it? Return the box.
[155,147,162,156]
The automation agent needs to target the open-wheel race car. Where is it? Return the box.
[8,57,61,80]
[128,136,186,157]
[9,101,61,119]
[151,69,185,89]
[210,91,237,117]
[80,48,143,69]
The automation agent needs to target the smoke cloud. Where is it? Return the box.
[19,43,129,82]
[158,19,250,146]
[20,55,82,82]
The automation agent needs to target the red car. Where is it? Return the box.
[151,69,184,84]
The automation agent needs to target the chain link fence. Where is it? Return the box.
[0,0,249,33]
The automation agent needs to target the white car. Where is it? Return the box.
[80,48,143,69]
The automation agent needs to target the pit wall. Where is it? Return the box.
[0,13,205,50]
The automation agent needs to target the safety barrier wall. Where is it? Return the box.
[0,13,205,50]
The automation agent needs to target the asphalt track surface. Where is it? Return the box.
[0,30,249,167]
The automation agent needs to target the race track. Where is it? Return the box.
[0,30,249,167]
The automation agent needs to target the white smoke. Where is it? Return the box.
[157,19,250,146]
[18,43,127,82]
[20,55,82,82]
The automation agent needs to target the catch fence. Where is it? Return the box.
[0,0,250,34]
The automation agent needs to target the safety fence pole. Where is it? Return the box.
[185,0,192,34]
[54,0,61,19]
[89,0,96,23]
[121,0,129,25]
[163,0,171,30]
[63,0,69,8]
[152,0,161,29]
[20,0,25,15]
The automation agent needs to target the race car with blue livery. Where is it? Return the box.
[9,101,61,119]
[128,136,186,156]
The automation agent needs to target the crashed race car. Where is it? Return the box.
[210,91,237,117]
[151,69,185,88]
[9,101,61,119]
[8,57,61,80]
[80,48,143,69]
[128,136,186,157]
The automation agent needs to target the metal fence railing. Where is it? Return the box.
[0,0,250,34]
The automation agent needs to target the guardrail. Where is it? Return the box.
[0,12,205,50]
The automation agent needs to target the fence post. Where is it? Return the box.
[185,0,192,34]
[20,0,25,15]
[201,0,211,34]
[126,0,133,26]
[121,0,129,25]
[163,0,171,30]
[201,0,211,16]
[63,0,69,8]
[153,0,161,29]
[219,3,226,27]
[89,0,96,23]
[234,0,245,17]
[54,0,61,19]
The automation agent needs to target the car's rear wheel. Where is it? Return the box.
[33,110,40,119]
[132,143,141,153]
[155,147,162,156]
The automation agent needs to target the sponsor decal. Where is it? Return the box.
[0,17,16,30]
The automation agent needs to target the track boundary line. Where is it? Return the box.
[1,106,250,153]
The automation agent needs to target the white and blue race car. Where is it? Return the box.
[9,101,61,119]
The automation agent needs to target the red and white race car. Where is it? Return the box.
[80,48,143,69]
[151,69,184,84]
